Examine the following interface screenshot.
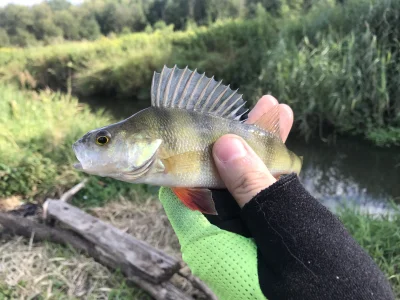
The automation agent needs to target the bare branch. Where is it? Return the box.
[0,211,194,300]
[179,267,218,300]
[60,179,88,202]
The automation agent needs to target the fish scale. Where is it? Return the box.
[73,65,303,215]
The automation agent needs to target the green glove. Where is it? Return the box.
[159,187,266,300]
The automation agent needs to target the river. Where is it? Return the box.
[82,97,400,215]
[286,137,400,214]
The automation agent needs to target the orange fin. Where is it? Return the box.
[171,187,217,215]
[252,104,281,138]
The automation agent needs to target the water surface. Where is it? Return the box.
[81,97,400,214]
[286,136,400,214]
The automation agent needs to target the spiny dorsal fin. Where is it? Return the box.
[151,65,248,121]
[252,104,281,138]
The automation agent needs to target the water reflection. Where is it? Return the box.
[286,136,400,213]
[81,96,149,120]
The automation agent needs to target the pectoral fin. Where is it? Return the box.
[131,138,163,168]
[171,187,217,215]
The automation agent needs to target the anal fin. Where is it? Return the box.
[171,187,217,215]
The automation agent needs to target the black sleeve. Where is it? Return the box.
[240,173,395,300]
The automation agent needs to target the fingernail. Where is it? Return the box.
[214,137,247,163]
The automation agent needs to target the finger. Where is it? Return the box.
[279,104,294,143]
[246,95,278,124]
[213,135,276,208]
[246,95,294,143]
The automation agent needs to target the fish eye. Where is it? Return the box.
[95,130,111,146]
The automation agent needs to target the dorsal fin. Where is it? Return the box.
[151,65,248,121]
[252,104,281,138]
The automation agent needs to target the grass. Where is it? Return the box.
[0,84,153,205]
[0,0,399,297]
[339,206,400,297]
[0,0,400,145]
[0,197,185,299]
[0,83,398,297]
[0,238,144,299]
[0,196,399,299]
[1,223,148,299]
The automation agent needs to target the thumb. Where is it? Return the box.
[213,135,276,208]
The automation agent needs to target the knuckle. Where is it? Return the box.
[231,170,267,198]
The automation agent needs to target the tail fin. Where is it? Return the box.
[294,155,303,175]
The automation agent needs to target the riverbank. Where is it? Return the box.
[0,84,153,205]
[1,0,399,297]
[1,198,399,298]
[1,82,399,208]
[1,0,400,146]
[0,83,398,298]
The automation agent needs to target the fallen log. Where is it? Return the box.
[0,211,92,253]
[0,181,217,300]
[0,211,193,300]
[43,199,181,284]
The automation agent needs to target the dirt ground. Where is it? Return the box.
[0,197,196,299]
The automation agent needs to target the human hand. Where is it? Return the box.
[204,95,294,236]
[159,95,294,300]
[212,95,294,208]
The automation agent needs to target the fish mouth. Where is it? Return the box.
[73,162,83,170]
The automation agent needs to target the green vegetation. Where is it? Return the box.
[1,0,399,297]
[1,0,400,145]
[1,83,399,297]
[1,199,399,298]
[0,84,151,204]
[0,237,151,299]
[0,0,283,47]
[339,207,400,297]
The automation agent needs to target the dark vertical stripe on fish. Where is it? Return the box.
[161,108,180,154]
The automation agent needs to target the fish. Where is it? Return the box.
[72,65,303,215]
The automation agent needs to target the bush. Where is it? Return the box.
[0,84,146,202]
[339,206,400,297]
[1,0,400,145]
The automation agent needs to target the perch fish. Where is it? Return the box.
[72,66,303,215]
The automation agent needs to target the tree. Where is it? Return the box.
[193,0,211,25]
[79,17,101,40]
[164,0,190,30]
[54,10,80,40]
[0,28,10,47]
[194,0,246,24]
[247,0,282,16]
[146,0,167,25]
[10,28,37,47]
[31,3,62,41]
[0,4,34,36]
[0,0,302,46]
[130,1,147,31]
[46,0,71,11]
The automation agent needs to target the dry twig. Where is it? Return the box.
[0,182,217,300]
[59,179,88,202]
